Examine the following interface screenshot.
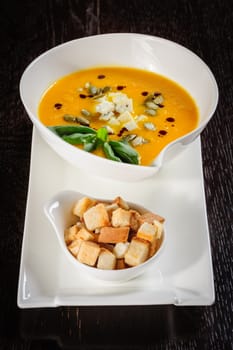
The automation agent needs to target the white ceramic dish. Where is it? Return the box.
[44,190,165,282]
[17,128,215,307]
[19,33,218,181]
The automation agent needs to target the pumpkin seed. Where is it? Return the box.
[89,85,98,95]
[145,109,157,116]
[103,125,114,134]
[93,94,105,100]
[144,122,156,130]
[122,134,137,142]
[81,108,91,117]
[102,86,111,93]
[144,94,155,102]
[76,116,90,126]
[145,101,159,110]
[154,95,164,104]
[63,114,90,126]
[131,136,149,147]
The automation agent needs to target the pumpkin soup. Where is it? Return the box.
[38,66,199,165]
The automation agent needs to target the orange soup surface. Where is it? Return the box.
[38,66,199,165]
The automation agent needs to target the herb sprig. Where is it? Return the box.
[48,125,140,165]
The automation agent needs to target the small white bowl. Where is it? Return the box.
[20,33,218,181]
[44,190,166,282]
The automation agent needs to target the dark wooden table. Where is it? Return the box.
[1,0,232,349]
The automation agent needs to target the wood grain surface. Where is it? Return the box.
[0,0,232,349]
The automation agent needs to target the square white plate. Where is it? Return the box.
[17,128,215,308]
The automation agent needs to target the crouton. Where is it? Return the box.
[99,243,114,252]
[137,222,157,244]
[111,208,132,227]
[64,224,79,245]
[113,196,129,209]
[76,227,94,241]
[105,203,119,215]
[149,239,158,257]
[140,211,165,224]
[116,259,127,269]
[113,242,130,259]
[98,226,129,244]
[77,241,101,266]
[124,237,150,266]
[129,209,142,231]
[83,203,110,231]
[73,196,96,218]
[92,232,100,242]
[153,219,164,239]
[97,248,116,269]
[68,238,83,257]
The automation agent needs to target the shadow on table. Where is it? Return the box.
[19,305,205,349]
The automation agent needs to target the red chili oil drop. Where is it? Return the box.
[117,85,126,90]
[79,94,87,99]
[158,130,167,136]
[117,127,127,137]
[97,74,106,79]
[54,103,62,109]
[166,117,175,122]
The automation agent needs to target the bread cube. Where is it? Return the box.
[113,242,130,259]
[105,203,119,215]
[77,227,94,241]
[153,219,164,239]
[91,232,100,242]
[64,224,79,244]
[68,238,83,257]
[111,208,132,227]
[149,239,158,257]
[129,209,142,231]
[98,226,129,244]
[140,211,165,224]
[116,259,127,269]
[97,248,116,269]
[137,222,157,244]
[83,203,110,231]
[77,241,101,266]
[99,243,114,252]
[72,196,96,218]
[113,196,129,209]
[124,237,150,266]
